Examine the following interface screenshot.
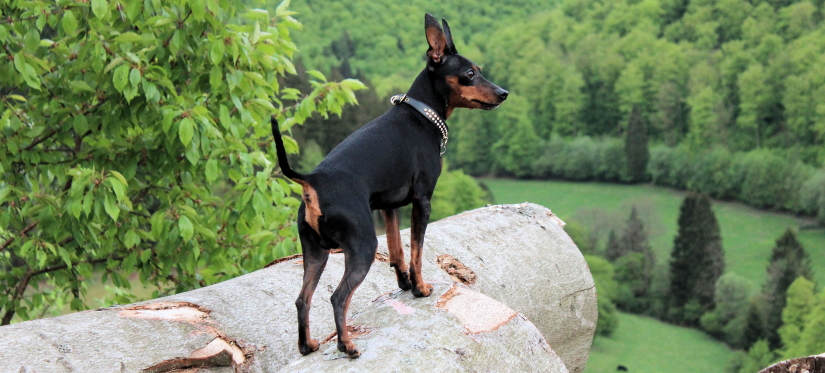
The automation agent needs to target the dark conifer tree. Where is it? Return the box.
[762,229,812,349]
[669,193,725,324]
[605,229,623,262]
[620,207,655,271]
[625,105,650,182]
[743,300,766,350]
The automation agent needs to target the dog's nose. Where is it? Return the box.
[498,89,509,101]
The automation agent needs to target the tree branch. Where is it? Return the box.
[22,128,60,151]
[0,221,39,252]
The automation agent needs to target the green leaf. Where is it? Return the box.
[191,0,206,20]
[340,78,367,90]
[0,187,10,205]
[82,190,93,216]
[210,41,225,65]
[205,158,220,183]
[151,211,166,239]
[129,68,141,87]
[8,94,26,102]
[70,80,95,93]
[73,115,89,134]
[104,192,120,221]
[219,105,231,129]
[61,9,77,35]
[307,70,327,82]
[252,190,267,214]
[210,66,222,91]
[178,215,194,241]
[179,117,195,146]
[58,247,73,269]
[109,170,128,187]
[92,0,109,18]
[0,25,8,43]
[115,32,152,43]
[140,249,152,263]
[108,177,127,203]
[113,65,130,92]
[104,57,124,74]
[20,240,34,257]
[124,230,140,248]
[275,0,291,16]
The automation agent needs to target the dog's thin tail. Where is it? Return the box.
[271,117,308,182]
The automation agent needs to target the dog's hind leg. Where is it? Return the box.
[409,198,434,297]
[381,208,412,290]
[330,213,377,358]
[295,206,330,356]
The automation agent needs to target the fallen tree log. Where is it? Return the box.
[759,353,825,373]
[0,203,597,373]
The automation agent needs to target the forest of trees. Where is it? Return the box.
[577,193,819,372]
[289,0,825,223]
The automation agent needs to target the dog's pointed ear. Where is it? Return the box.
[425,13,448,65]
[442,19,458,55]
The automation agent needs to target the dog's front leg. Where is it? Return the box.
[409,199,434,297]
[381,208,413,290]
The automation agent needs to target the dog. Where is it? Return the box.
[272,13,508,358]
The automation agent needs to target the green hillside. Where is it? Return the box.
[482,178,825,287]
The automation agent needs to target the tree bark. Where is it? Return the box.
[759,353,825,373]
[0,203,597,373]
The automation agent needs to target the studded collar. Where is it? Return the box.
[390,94,449,155]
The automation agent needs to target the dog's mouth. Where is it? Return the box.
[472,99,500,110]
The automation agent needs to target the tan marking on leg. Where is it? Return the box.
[381,209,412,290]
[295,181,322,233]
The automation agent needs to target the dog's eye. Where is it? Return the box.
[466,70,475,79]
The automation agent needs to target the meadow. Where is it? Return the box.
[585,312,734,373]
[482,178,825,286]
[481,178,825,373]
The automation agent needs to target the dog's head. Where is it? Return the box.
[424,14,508,116]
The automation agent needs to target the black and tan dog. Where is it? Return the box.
[272,14,508,358]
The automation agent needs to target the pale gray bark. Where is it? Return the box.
[0,203,597,373]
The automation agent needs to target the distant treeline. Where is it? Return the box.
[294,0,825,159]
[290,0,825,221]
[527,138,825,223]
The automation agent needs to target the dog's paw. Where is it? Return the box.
[299,338,320,355]
[338,340,361,358]
[397,271,413,291]
[412,282,433,297]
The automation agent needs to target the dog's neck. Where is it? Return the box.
[406,69,450,120]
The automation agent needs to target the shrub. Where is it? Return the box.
[735,149,794,209]
[533,137,569,179]
[596,137,630,182]
[431,167,491,221]
[687,146,739,199]
[648,145,694,188]
[559,136,599,180]
[585,255,620,337]
[798,170,825,216]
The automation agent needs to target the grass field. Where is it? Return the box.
[584,312,735,373]
[481,178,825,287]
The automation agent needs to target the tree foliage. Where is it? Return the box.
[585,255,620,337]
[699,273,756,349]
[761,229,812,349]
[625,105,650,182]
[0,0,364,324]
[778,277,816,359]
[669,193,725,325]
